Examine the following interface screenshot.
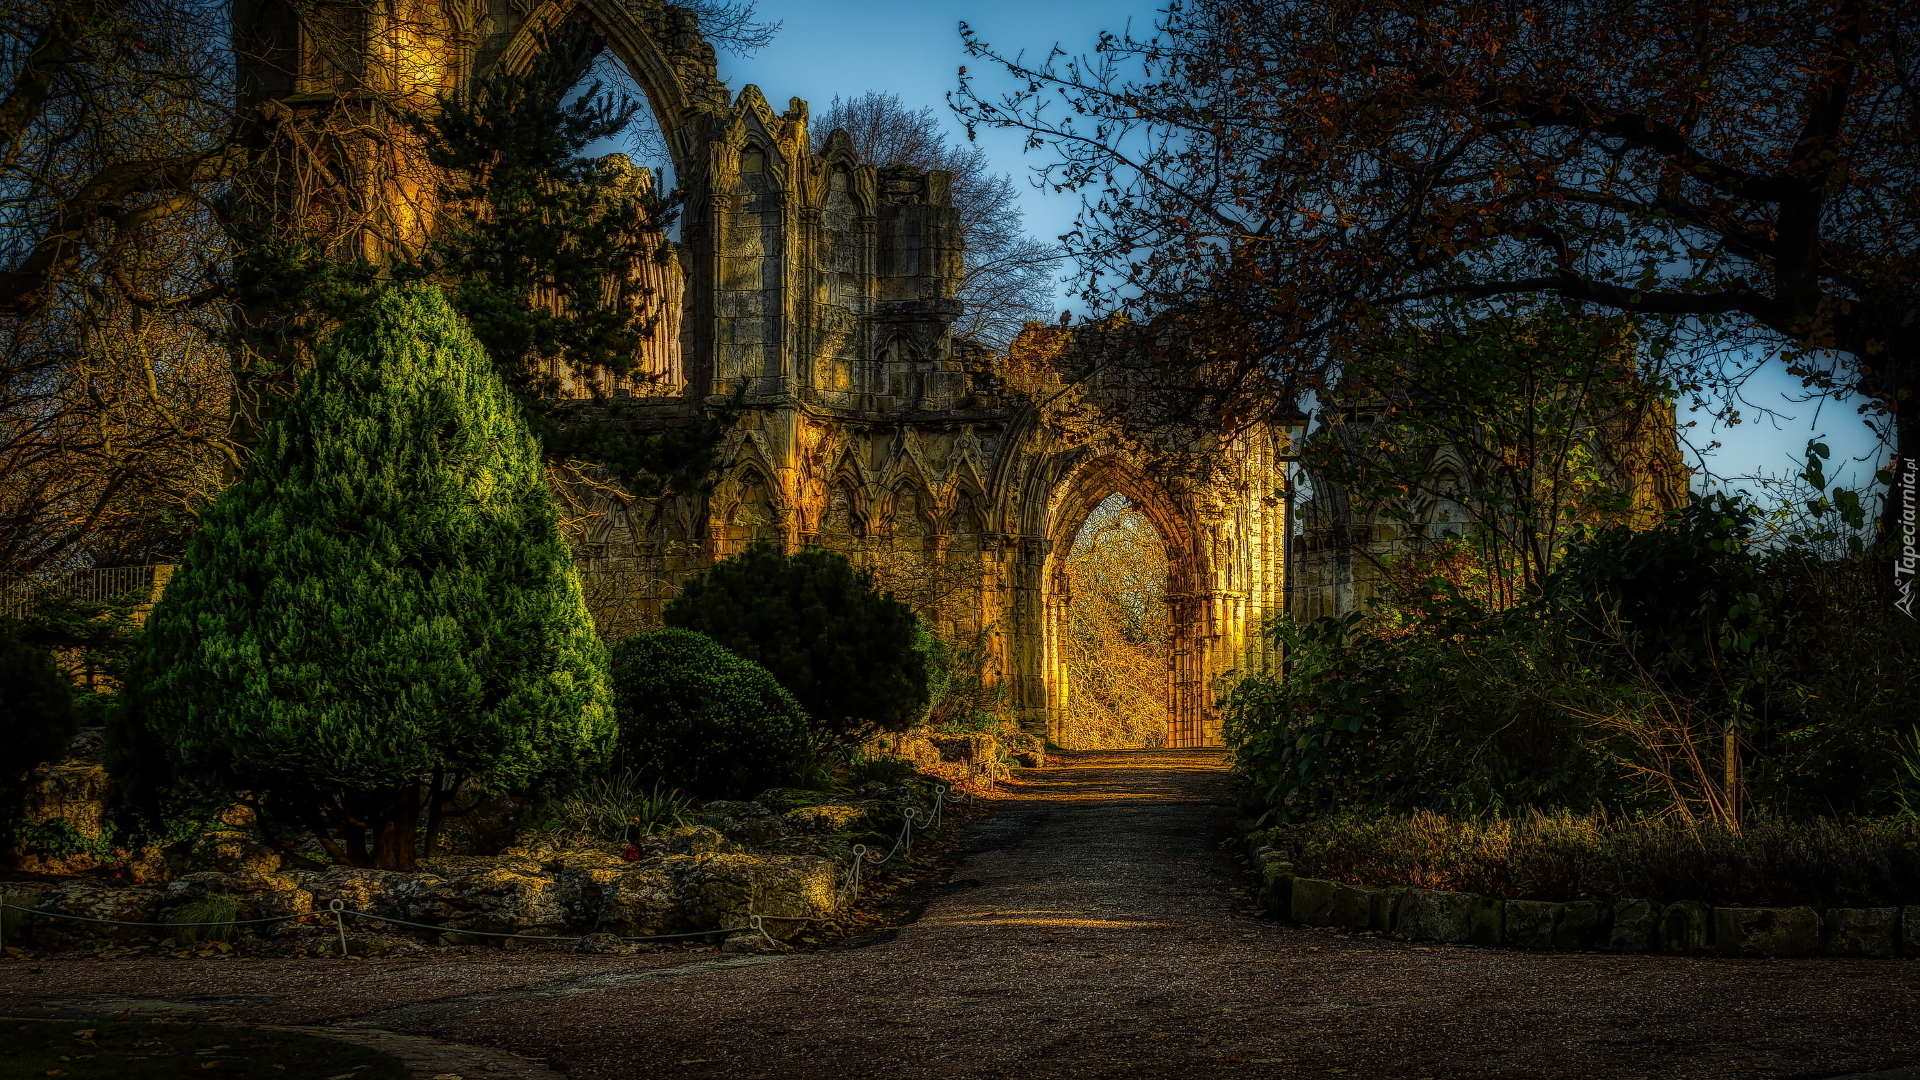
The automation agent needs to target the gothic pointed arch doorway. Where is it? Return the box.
[1040,455,1213,748]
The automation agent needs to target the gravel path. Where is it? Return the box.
[7,749,1920,1080]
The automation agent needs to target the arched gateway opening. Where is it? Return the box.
[1056,494,1172,748]
[1040,457,1214,749]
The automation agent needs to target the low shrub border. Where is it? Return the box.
[1239,826,1920,959]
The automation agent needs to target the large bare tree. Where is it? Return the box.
[956,0,1918,532]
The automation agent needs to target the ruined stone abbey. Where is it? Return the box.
[238,0,1293,748]
[243,0,1683,750]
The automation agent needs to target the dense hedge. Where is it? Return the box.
[611,628,813,799]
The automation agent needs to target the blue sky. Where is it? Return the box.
[704,1,1890,501]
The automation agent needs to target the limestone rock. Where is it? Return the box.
[1466,895,1505,947]
[1255,866,1293,917]
[573,931,637,955]
[1608,899,1663,953]
[1002,732,1046,768]
[293,867,436,923]
[781,805,869,835]
[1660,900,1712,954]
[1504,900,1562,950]
[690,801,784,843]
[163,871,312,935]
[392,866,567,938]
[601,858,691,938]
[544,851,634,922]
[11,761,111,875]
[184,804,281,874]
[27,881,164,945]
[1289,877,1336,926]
[414,854,544,876]
[1328,883,1376,930]
[671,853,840,941]
[631,824,731,859]
[1367,886,1405,933]
[1822,907,1899,958]
[0,883,53,942]
[1396,888,1475,943]
[1553,901,1611,951]
[1714,906,1819,958]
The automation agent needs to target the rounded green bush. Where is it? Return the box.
[611,628,813,799]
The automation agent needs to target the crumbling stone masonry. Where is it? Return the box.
[240,0,1294,747]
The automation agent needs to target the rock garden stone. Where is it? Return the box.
[781,805,869,835]
[1553,901,1611,951]
[1609,899,1663,953]
[543,851,636,923]
[1328,883,1377,930]
[1002,732,1047,768]
[1289,877,1336,926]
[392,865,568,939]
[1660,899,1712,954]
[631,824,732,859]
[1504,900,1562,950]
[694,801,790,843]
[1715,906,1820,958]
[1367,886,1405,933]
[1255,865,1293,916]
[1395,888,1475,943]
[162,871,313,934]
[1822,907,1899,958]
[291,867,434,922]
[1904,906,1920,958]
[1467,895,1506,947]
[184,804,281,875]
[600,858,690,938]
[11,761,112,875]
[27,881,163,945]
[573,931,637,955]
[415,854,545,876]
[671,853,841,942]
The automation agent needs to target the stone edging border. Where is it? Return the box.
[1238,828,1919,958]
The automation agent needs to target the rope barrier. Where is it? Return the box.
[0,781,966,957]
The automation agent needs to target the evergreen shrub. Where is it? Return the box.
[610,628,812,800]
[126,285,613,870]
[662,541,929,745]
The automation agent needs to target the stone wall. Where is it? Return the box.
[1242,829,1919,959]
[4,785,945,954]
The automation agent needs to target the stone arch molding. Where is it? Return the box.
[268,1,1290,747]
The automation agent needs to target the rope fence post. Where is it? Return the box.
[329,899,348,958]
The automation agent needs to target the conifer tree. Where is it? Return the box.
[127,286,613,870]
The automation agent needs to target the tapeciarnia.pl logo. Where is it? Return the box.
[1898,456,1917,619]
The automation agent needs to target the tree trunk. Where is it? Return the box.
[367,784,423,871]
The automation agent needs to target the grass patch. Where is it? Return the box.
[1271,809,1920,907]
[0,1019,408,1080]
[167,894,239,947]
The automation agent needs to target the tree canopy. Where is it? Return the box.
[957,0,1916,514]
